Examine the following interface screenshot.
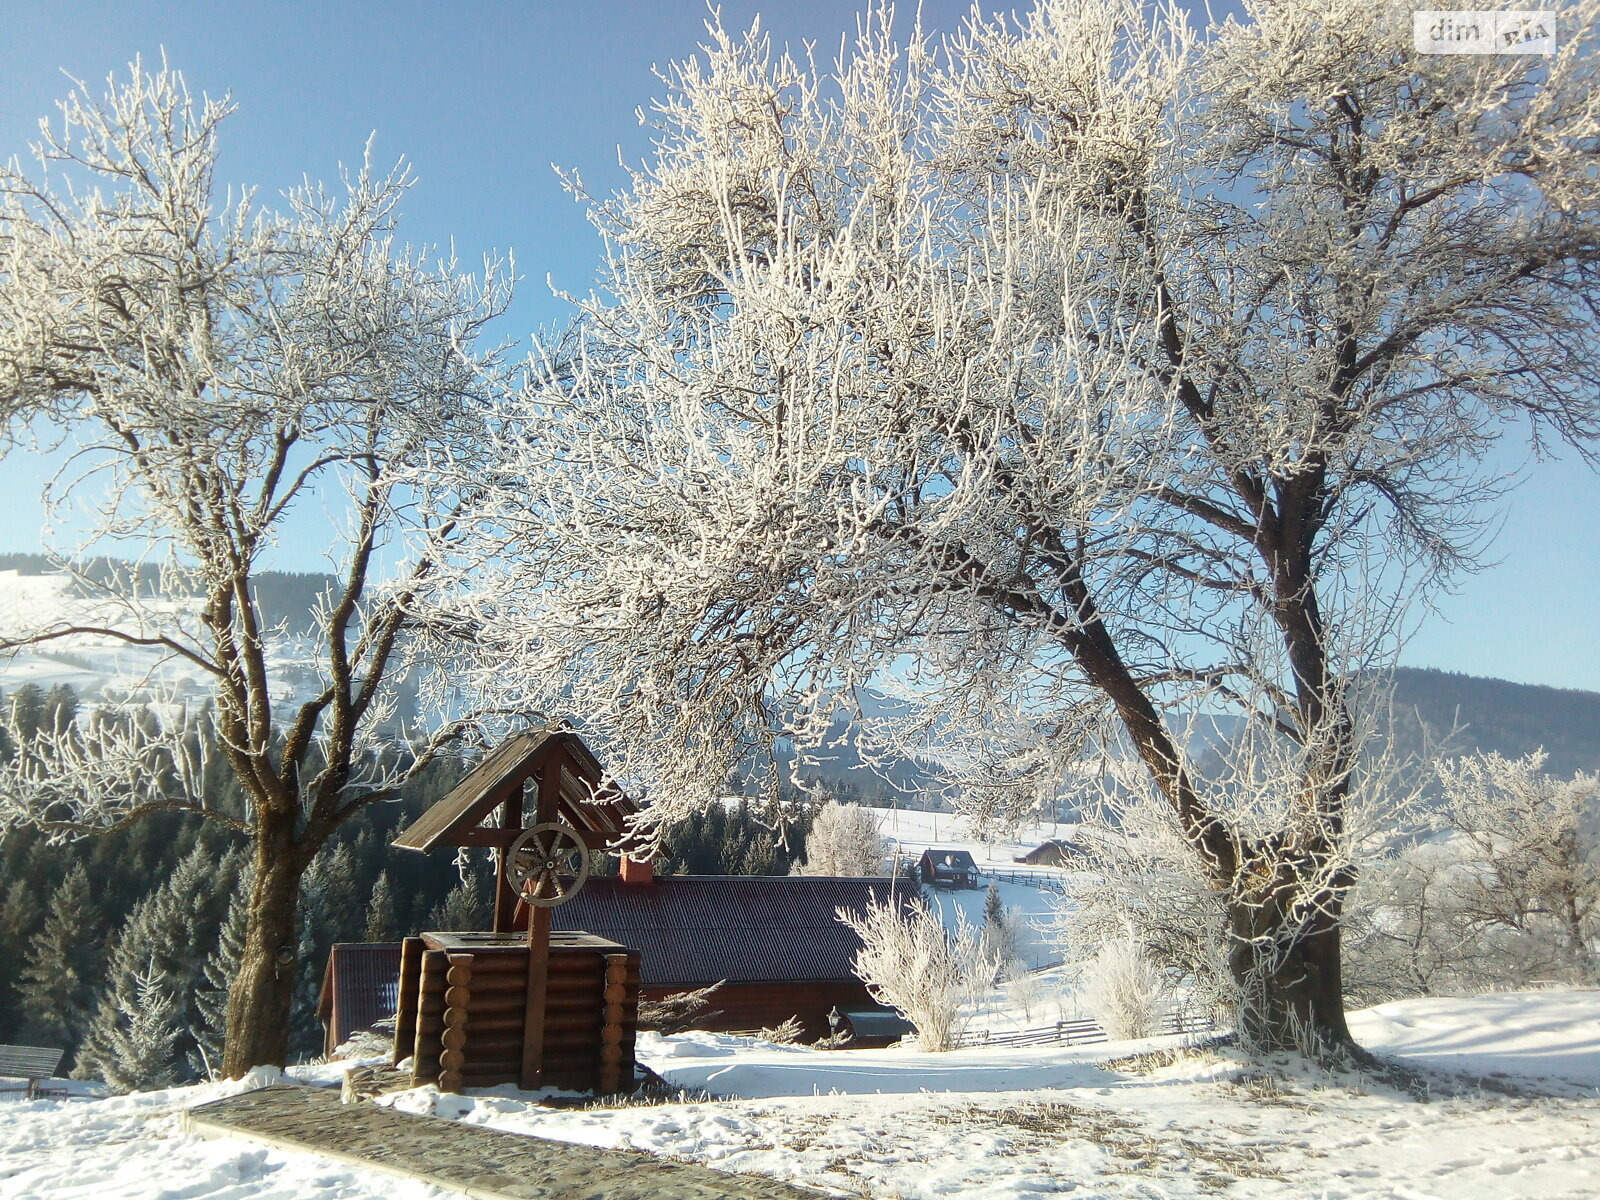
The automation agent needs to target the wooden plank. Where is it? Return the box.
[519,745,566,1090]
[411,950,448,1083]
[392,938,424,1067]
[521,905,553,1088]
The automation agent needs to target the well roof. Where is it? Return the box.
[392,727,634,853]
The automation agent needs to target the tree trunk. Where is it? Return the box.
[219,831,304,1077]
[1226,869,1357,1056]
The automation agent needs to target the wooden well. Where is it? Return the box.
[390,726,644,1095]
[394,931,640,1094]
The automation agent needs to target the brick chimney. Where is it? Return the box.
[620,855,654,886]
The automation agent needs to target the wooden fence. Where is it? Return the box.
[976,867,1069,894]
[952,1012,1213,1050]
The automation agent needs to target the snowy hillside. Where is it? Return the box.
[4,990,1598,1199]
[0,569,321,709]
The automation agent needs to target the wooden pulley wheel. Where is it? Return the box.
[507,821,590,907]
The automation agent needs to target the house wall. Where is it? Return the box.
[643,979,880,1042]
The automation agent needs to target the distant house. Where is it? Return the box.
[319,868,916,1051]
[1015,840,1086,867]
[918,848,980,889]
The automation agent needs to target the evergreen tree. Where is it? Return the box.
[291,844,362,1058]
[424,871,492,932]
[75,845,239,1084]
[85,963,181,1093]
[42,683,78,733]
[16,864,102,1061]
[0,870,47,1037]
[980,883,1017,974]
[5,682,46,740]
[364,870,400,942]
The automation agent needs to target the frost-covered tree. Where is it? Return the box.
[1441,753,1599,983]
[0,62,512,1075]
[838,894,991,1051]
[75,844,237,1084]
[980,883,1019,975]
[449,1,1600,1056]
[1351,754,1599,995]
[83,964,181,1094]
[796,801,888,877]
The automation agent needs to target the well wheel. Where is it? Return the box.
[507,822,591,907]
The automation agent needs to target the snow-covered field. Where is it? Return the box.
[0,569,314,707]
[4,990,1598,1200]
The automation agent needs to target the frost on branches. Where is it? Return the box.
[1350,754,1600,996]
[0,62,513,1074]
[795,801,890,877]
[445,0,1599,1055]
[839,894,993,1052]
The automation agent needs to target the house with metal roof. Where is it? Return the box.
[1015,839,1087,867]
[541,862,916,1040]
[918,847,980,889]
[318,942,403,1055]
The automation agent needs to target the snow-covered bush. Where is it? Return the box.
[1081,939,1168,1041]
[838,894,993,1051]
[796,801,889,877]
[757,1015,806,1044]
[1056,785,1234,1026]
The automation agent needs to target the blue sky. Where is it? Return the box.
[1,1,1596,693]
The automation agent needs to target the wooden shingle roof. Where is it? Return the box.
[392,727,635,853]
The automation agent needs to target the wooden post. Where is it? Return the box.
[520,747,565,1089]
[599,952,628,1094]
[392,936,423,1067]
[492,785,523,934]
[439,953,473,1093]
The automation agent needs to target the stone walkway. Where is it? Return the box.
[181,1084,822,1200]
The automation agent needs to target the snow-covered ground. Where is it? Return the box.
[862,803,1077,869]
[5,990,1598,1200]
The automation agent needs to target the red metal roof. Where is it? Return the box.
[551,876,917,987]
[318,941,403,1054]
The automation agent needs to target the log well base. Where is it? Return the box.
[395,931,640,1096]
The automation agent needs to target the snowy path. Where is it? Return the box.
[181,1083,818,1199]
